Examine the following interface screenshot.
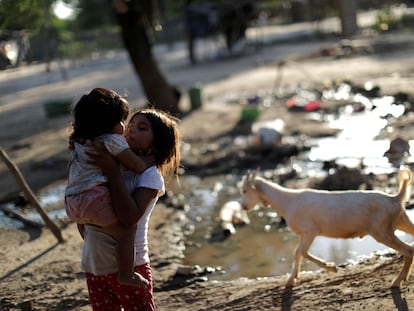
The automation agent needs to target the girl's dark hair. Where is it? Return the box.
[70,88,129,143]
[130,108,181,176]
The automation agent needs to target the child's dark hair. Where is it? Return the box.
[70,88,129,144]
[130,108,181,176]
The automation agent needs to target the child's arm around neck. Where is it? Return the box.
[116,148,152,173]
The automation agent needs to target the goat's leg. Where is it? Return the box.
[287,242,303,287]
[302,248,337,272]
[303,252,337,272]
[395,254,414,287]
[287,234,336,287]
[397,211,414,236]
[374,232,414,287]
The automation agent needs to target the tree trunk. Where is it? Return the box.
[115,0,180,115]
[337,0,358,37]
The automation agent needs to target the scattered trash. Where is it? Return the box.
[384,136,410,165]
[247,95,261,105]
[322,82,353,101]
[338,39,373,57]
[251,118,285,145]
[320,47,337,56]
[176,265,202,276]
[174,264,222,279]
[319,40,372,58]
[286,89,321,112]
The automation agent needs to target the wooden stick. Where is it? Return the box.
[0,148,64,242]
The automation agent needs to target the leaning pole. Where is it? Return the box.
[0,148,64,243]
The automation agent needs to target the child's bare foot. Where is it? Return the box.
[118,272,149,287]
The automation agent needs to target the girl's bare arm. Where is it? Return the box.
[89,142,157,227]
[116,148,149,174]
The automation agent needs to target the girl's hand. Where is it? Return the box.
[87,142,120,177]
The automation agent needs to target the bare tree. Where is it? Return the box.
[113,0,180,115]
[337,0,358,36]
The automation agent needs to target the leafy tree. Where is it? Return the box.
[0,0,65,66]
[0,0,46,30]
[75,0,116,30]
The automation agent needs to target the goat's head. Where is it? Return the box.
[240,169,262,211]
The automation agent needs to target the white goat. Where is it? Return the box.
[240,168,414,287]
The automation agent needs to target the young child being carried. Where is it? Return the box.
[65,87,150,287]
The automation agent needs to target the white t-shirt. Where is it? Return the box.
[65,133,130,196]
[81,166,164,275]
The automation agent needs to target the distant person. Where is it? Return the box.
[65,87,151,287]
[82,107,181,310]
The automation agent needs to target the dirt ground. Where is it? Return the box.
[2,27,414,310]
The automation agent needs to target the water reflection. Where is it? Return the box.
[184,189,414,281]
[0,183,67,229]
[304,137,397,175]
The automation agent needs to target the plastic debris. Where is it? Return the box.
[286,89,321,112]
[251,118,285,145]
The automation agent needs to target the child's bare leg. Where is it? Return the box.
[116,225,148,286]
[104,224,148,287]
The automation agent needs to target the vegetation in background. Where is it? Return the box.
[1,0,412,64]
[375,5,414,32]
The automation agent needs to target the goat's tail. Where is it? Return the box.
[396,167,414,204]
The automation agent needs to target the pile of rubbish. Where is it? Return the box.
[182,80,412,177]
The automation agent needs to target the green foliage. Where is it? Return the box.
[60,0,123,58]
[63,28,123,59]
[400,13,414,31]
[375,6,414,33]
[0,0,47,30]
[74,0,117,30]
[375,7,400,32]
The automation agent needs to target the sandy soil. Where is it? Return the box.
[2,28,414,310]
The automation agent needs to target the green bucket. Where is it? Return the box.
[240,106,260,121]
[188,85,203,110]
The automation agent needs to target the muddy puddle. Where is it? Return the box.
[0,183,67,229]
[1,81,414,281]
[180,81,414,280]
[178,174,414,281]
